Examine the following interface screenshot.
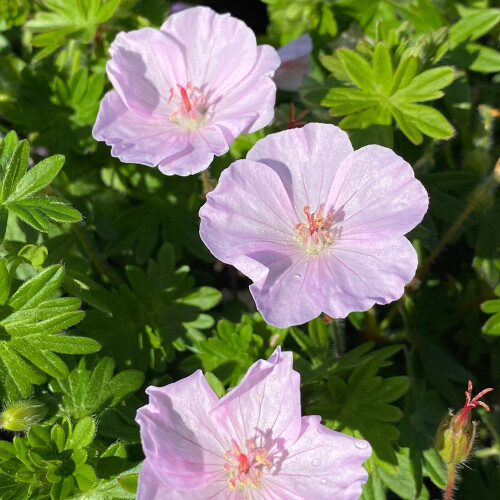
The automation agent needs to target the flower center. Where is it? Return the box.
[294,205,341,253]
[167,82,207,131]
[224,439,272,490]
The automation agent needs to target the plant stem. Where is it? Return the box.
[332,319,344,358]
[201,170,213,196]
[444,464,456,500]
[72,225,123,287]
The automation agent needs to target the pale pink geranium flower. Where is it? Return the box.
[199,123,428,328]
[274,34,313,91]
[93,7,280,176]
[136,347,371,499]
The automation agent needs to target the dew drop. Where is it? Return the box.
[311,458,320,467]
[292,274,301,281]
[354,439,369,449]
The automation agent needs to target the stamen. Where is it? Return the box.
[294,205,338,253]
[224,438,272,492]
[166,81,208,130]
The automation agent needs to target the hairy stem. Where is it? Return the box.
[444,464,456,500]
[201,169,213,196]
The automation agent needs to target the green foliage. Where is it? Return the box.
[70,463,139,499]
[0,1,499,498]
[263,0,337,44]
[49,356,144,419]
[71,244,221,371]
[0,0,29,30]
[0,132,82,242]
[183,312,289,386]
[481,280,500,336]
[310,359,409,470]
[321,38,455,144]
[0,263,99,402]
[26,0,120,60]
[0,417,97,499]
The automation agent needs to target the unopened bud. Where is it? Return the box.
[434,380,493,465]
[0,400,47,432]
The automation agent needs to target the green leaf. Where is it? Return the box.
[0,205,7,244]
[77,244,221,371]
[49,357,144,419]
[0,140,29,203]
[5,197,82,231]
[449,9,500,48]
[69,417,95,449]
[323,88,380,115]
[8,155,65,201]
[337,48,375,91]
[393,67,455,103]
[466,43,500,73]
[483,311,500,335]
[309,359,409,472]
[372,43,393,96]
[26,0,120,58]
[321,34,455,143]
[0,265,94,401]
[0,259,9,305]
[0,131,19,173]
[400,104,455,139]
[390,57,418,94]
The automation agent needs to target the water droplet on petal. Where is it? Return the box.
[293,274,301,281]
[311,458,320,467]
[354,439,369,449]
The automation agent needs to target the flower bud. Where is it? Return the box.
[0,400,47,432]
[434,380,493,465]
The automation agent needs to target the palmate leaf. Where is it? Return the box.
[308,358,409,473]
[49,356,144,419]
[26,0,120,60]
[0,417,98,499]
[71,244,221,371]
[182,313,289,386]
[0,263,100,402]
[321,40,455,144]
[0,134,82,243]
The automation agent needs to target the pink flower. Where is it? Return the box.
[93,7,280,176]
[199,123,428,327]
[136,347,371,499]
[274,34,312,91]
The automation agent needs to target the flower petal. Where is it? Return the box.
[157,126,228,176]
[137,460,232,500]
[275,34,313,91]
[249,252,322,328]
[314,237,417,318]
[107,27,187,114]
[93,92,187,167]
[263,415,370,500]
[199,159,298,282]
[137,460,172,500]
[325,145,429,241]
[213,45,280,138]
[161,7,273,101]
[135,370,226,489]
[211,348,302,450]
[247,123,354,218]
